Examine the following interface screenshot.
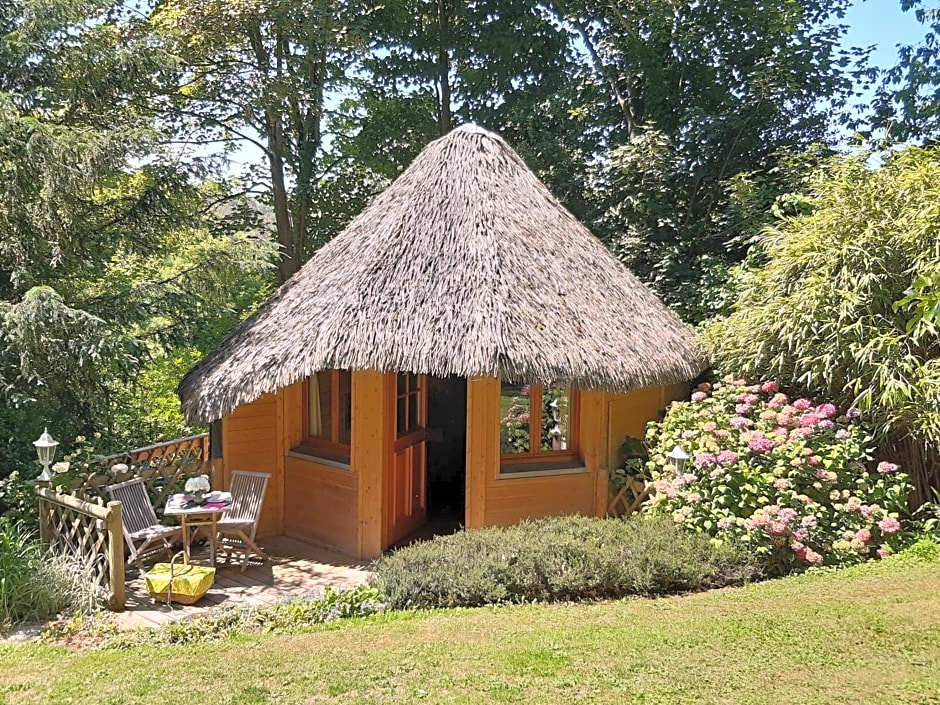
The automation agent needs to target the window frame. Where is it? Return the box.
[499,383,581,467]
[394,372,426,451]
[297,369,352,463]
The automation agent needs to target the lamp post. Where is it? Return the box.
[33,428,59,483]
[667,445,689,475]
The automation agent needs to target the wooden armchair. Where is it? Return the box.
[106,477,182,568]
[218,470,271,571]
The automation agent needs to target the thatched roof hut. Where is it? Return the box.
[179,125,702,425]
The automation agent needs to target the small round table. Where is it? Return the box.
[164,495,231,566]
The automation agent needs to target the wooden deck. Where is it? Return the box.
[117,536,371,629]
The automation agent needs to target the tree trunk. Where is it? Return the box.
[248,25,298,284]
[437,0,451,136]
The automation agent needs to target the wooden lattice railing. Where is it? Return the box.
[64,434,214,517]
[607,477,652,518]
[36,487,125,610]
[117,433,209,468]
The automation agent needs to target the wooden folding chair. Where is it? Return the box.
[106,477,182,568]
[217,470,271,571]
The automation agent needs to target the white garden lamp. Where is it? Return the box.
[33,428,59,483]
[667,445,689,475]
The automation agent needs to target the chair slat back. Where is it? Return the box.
[106,477,159,534]
[227,470,270,525]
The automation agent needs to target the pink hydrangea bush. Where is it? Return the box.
[644,377,917,574]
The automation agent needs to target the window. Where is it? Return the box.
[299,370,352,462]
[396,372,423,437]
[500,382,579,468]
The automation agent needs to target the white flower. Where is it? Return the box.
[110,463,129,474]
[185,474,211,493]
[51,461,70,474]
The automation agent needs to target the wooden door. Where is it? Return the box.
[386,372,427,545]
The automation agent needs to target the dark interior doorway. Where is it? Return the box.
[389,375,466,549]
[424,376,467,528]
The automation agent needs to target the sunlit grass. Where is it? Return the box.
[1,554,938,705]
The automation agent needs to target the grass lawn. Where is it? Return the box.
[1,555,938,705]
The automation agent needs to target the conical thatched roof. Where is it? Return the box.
[179,125,704,424]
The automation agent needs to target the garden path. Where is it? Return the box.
[117,536,371,629]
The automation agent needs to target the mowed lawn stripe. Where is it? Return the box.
[1,556,938,705]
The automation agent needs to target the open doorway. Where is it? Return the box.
[388,375,466,549]
[426,375,466,517]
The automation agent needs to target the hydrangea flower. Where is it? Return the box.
[773,478,791,490]
[702,421,718,432]
[878,517,901,535]
[735,403,753,416]
[835,429,851,440]
[748,436,773,453]
[854,528,872,544]
[716,450,738,466]
[691,391,708,402]
[876,461,900,474]
[760,381,779,393]
[693,452,717,469]
[730,416,752,430]
[799,413,821,427]
[793,398,813,411]
[804,549,824,565]
[817,419,835,429]
[815,403,838,418]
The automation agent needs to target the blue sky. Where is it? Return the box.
[844,1,927,68]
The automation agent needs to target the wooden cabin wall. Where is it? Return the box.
[466,380,605,528]
[220,392,282,538]
[280,379,364,557]
[604,383,688,471]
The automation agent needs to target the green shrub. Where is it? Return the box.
[644,378,922,575]
[700,146,940,502]
[0,520,94,627]
[371,515,757,609]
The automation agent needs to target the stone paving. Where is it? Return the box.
[117,535,371,629]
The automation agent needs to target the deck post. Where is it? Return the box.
[106,500,126,611]
[37,495,51,546]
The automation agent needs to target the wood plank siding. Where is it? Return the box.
[220,372,689,559]
[221,393,281,538]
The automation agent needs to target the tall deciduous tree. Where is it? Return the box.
[148,0,381,282]
[0,0,271,465]
[869,1,940,144]
[543,0,866,322]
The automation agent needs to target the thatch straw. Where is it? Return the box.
[178,125,704,424]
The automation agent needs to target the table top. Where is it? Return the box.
[164,492,232,516]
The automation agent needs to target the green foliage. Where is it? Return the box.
[550,1,863,323]
[702,146,940,498]
[0,521,94,627]
[371,515,757,609]
[101,586,386,647]
[0,0,274,473]
[0,470,41,527]
[868,1,940,143]
[644,379,922,576]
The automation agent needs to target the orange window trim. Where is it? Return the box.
[301,371,351,455]
[500,385,581,464]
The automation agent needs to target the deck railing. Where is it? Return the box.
[109,433,210,468]
[66,434,213,514]
[36,487,125,610]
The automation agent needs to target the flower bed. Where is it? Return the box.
[644,378,922,574]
